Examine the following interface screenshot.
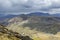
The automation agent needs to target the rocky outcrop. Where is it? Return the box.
[0,24,33,40]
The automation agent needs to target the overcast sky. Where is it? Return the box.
[0,0,60,14]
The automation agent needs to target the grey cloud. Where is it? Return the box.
[0,0,60,14]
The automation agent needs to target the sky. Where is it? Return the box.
[0,0,60,14]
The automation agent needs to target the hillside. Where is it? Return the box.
[6,15,60,34]
[6,18,60,40]
[23,16,60,34]
[0,24,20,40]
[1,12,60,40]
[0,24,33,40]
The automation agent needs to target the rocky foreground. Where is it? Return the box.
[0,24,33,40]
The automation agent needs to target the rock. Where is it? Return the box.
[0,24,33,40]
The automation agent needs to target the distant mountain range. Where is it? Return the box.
[0,14,16,20]
[0,12,60,21]
[3,12,60,34]
[0,12,60,34]
[27,12,60,17]
[27,12,50,16]
[0,14,18,25]
[52,13,60,17]
[0,12,60,26]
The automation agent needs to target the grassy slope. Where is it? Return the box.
[6,16,60,40]
[0,34,20,40]
[6,23,60,40]
[0,25,20,40]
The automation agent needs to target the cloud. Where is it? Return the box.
[0,0,60,14]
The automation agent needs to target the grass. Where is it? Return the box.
[6,23,60,40]
[0,33,20,40]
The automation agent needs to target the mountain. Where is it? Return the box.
[0,14,17,20]
[1,12,60,34]
[27,12,60,17]
[2,12,60,40]
[0,12,59,22]
[27,12,50,16]
[52,13,60,17]
[0,14,19,25]
[0,14,6,17]
[6,14,60,34]
[23,16,60,34]
[6,14,60,40]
